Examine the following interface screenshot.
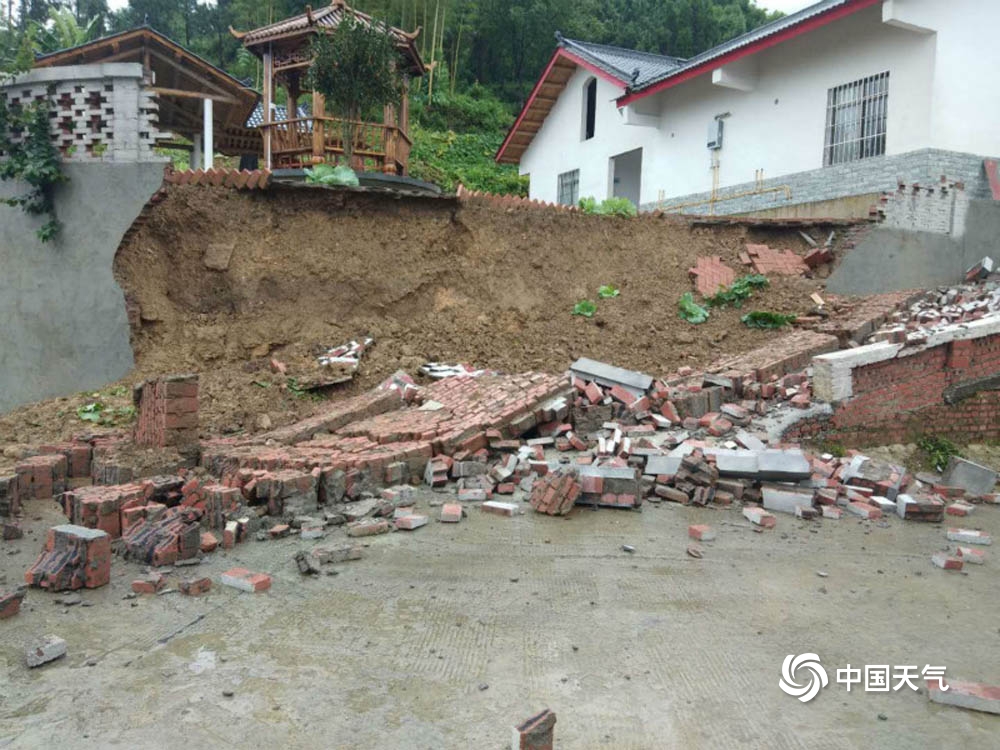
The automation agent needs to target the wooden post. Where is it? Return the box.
[400,77,410,136]
[312,91,325,164]
[262,48,273,169]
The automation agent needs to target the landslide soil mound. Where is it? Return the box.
[0,185,837,448]
[111,185,827,434]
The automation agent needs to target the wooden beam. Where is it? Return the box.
[148,48,234,99]
[151,87,238,104]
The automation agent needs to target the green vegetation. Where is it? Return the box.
[741,311,797,329]
[76,400,136,426]
[0,96,66,241]
[917,435,962,473]
[705,274,769,308]
[572,299,597,318]
[304,163,360,187]
[819,442,847,459]
[598,284,620,299]
[2,1,784,199]
[678,292,709,324]
[307,17,401,164]
[578,196,638,217]
[408,124,527,194]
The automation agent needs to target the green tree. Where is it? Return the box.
[30,7,101,54]
[306,16,402,165]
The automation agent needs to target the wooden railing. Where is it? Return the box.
[260,116,411,174]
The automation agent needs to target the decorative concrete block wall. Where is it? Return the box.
[0,63,163,162]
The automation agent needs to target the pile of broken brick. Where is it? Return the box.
[2,271,999,623]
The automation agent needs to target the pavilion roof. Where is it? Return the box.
[232,1,424,76]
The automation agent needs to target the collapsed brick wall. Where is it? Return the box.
[133,374,199,450]
[787,330,1000,446]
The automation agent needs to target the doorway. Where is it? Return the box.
[609,148,642,208]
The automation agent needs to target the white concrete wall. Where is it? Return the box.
[518,0,998,206]
[520,70,631,204]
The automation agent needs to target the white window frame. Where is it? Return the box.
[824,71,889,166]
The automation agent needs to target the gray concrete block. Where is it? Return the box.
[715,450,760,478]
[942,457,998,497]
[757,450,812,481]
[643,455,682,476]
[761,485,815,515]
[569,357,653,395]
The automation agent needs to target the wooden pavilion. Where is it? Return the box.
[231,0,423,173]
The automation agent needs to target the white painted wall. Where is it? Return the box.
[518,0,999,206]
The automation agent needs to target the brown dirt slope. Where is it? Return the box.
[1,185,841,447]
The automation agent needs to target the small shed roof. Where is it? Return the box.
[33,26,258,136]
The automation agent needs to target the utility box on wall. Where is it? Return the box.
[707,119,724,150]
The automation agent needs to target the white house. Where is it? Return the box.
[496,0,1000,215]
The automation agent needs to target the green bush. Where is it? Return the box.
[408,125,527,195]
[411,85,515,133]
[572,299,597,317]
[917,435,961,472]
[577,196,637,217]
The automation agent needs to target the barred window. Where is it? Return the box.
[557,169,579,206]
[824,71,889,166]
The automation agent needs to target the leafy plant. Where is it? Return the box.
[76,401,136,426]
[705,274,769,308]
[741,311,797,328]
[598,284,620,299]
[306,16,402,166]
[578,196,637,217]
[304,163,360,186]
[917,435,962,473]
[678,292,709,324]
[76,402,103,423]
[572,299,597,318]
[0,97,66,241]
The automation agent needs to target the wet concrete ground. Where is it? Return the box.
[1,490,998,749]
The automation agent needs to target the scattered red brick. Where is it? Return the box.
[0,589,25,619]
[25,524,111,590]
[220,567,271,593]
[180,576,212,596]
[745,243,809,276]
[688,256,737,297]
[529,471,581,516]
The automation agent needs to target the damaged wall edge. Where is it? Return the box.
[0,162,167,412]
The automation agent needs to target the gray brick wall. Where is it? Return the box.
[642,149,996,215]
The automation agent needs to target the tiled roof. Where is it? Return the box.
[245,102,310,128]
[559,37,685,87]
[235,1,423,73]
[239,2,407,45]
[629,0,859,94]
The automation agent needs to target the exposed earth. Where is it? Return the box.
[3,186,849,450]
